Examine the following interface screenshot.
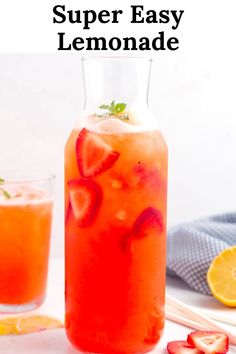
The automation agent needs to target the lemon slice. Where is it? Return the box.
[0,315,63,335]
[207,245,236,307]
[0,317,18,335]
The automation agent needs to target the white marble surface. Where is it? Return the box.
[0,259,235,354]
[167,277,236,325]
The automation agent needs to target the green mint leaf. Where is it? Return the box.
[114,103,126,114]
[0,187,11,199]
[99,104,110,110]
[3,190,11,199]
[0,179,11,199]
[98,101,128,117]
[110,100,115,112]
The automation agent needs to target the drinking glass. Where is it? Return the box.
[0,173,54,313]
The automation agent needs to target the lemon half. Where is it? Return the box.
[207,245,236,307]
[0,315,62,335]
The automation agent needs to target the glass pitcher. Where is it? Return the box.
[65,57,168,354]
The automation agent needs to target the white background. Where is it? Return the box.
[0,0,236,257]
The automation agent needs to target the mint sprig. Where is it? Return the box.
[0,178,11,199]
[99,100,127,115]
[1,189,11,199]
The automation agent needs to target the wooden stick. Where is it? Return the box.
[166,310,209,331]
[166,294,236,345]
[195,309,236,327]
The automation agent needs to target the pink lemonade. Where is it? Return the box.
[0,184,53,310]
[65,118,168,353]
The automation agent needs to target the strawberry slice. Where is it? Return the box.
[167,341,204,354]
[133,206,164,238]
[134,163,167,192]
[68,179,103,227]
[76,128,120,177]
[187,331,229,354]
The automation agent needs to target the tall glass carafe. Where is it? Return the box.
[65,57,168,354]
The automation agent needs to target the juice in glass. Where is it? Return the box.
[0,177,53,312]
[65,57,168,353]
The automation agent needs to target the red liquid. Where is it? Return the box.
[65,127,168,353]
[0,188,52,306]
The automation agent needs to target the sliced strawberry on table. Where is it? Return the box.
[187,331,229,354]
[133,206,164,238]
[167,341,204,354]
[76,128,120,177]
[68,179,103,227]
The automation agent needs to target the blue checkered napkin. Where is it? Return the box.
[167,212,236,295]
